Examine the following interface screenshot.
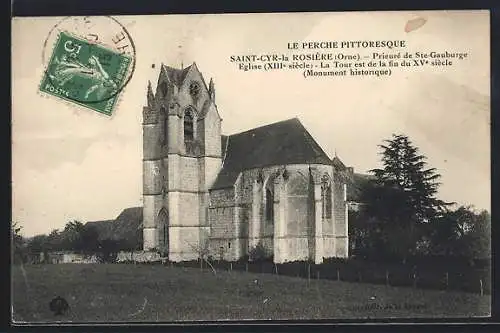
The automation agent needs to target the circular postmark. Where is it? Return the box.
[41,16,136,113]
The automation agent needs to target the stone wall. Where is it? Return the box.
[207,163,348,263]
[116,251,162,263]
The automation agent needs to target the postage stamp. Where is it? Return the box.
[39,16,136,116]
[40,31,132,116]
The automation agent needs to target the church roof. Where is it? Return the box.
[211,118,333,189]
[162,64,192,86]
[86,207,143,248]
[332,156,347,171]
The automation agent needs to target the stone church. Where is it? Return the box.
[142,62,351,264]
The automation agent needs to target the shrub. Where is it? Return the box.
[248,242,272,262]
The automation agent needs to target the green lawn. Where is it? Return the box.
[12,264,490,323]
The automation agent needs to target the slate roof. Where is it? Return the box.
[162,64,192,86]
[86,207,143,246]
[332,156,347,171]
[211,118,333,189]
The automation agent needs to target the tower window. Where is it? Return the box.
[184,111,194,141]
[160,81,168,97]
[161,107,168,145]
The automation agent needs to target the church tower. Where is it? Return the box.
[142,62,222,261]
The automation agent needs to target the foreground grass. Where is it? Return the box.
[12,264,490,323]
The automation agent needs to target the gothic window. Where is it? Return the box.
[184,110,194,142]
[265,188,274,224]
[160,81,168,97]
[158,209,169,251]
[164,116,168,144]
[160,106,168,145]
[322,183,332,219]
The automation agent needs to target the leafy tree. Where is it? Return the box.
[61,220,86,251]
[429,205,472,257]
[359,134,451,261]
[46,229,63,251]
[80,224,100,253]
[249,242,273,262]
[26,234,49,254]
[11,222,25,264]
[460,208,491,260]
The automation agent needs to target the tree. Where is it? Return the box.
[26,234,49,254]
[459,208,491,260]
[80,224,100,254]
[11,221,25,264]
[46,229,63,251]
[359,134,451,261]
[96,239,122,263]
[428,205,471,257]
[61,220,86,252]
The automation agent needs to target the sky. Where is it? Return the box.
[12,11,490,237]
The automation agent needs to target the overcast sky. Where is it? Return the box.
[12,11,490,237]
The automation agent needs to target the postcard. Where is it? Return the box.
[11,11,490,323]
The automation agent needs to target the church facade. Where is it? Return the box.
[142,63,350,264]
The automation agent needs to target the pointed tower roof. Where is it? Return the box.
[162,63,193,86]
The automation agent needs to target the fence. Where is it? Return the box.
[163,257,490,295]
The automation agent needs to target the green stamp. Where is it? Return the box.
[40,31,132,116]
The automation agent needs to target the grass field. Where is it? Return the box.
[12,263,490,323]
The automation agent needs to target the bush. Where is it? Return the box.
[248,243,272,262]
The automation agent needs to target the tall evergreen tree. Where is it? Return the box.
[371,134,449,221]
[360,134,451,260]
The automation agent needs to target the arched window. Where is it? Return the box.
[184,110,194,141]
[160,81,168,97]
[322,183,332,219]
[265,188,274,224]
[158,209,169,252]
[160,106,168,145]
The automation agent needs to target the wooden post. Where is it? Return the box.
[274,264,278,275]
[337,268,340,281]
[385,270,389,286]
[307,263,311,283]
[480,279,484,296]
[246,262,248,272]
[230,262,233,271]
[445,272,449,290]
[412,272,417,289]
